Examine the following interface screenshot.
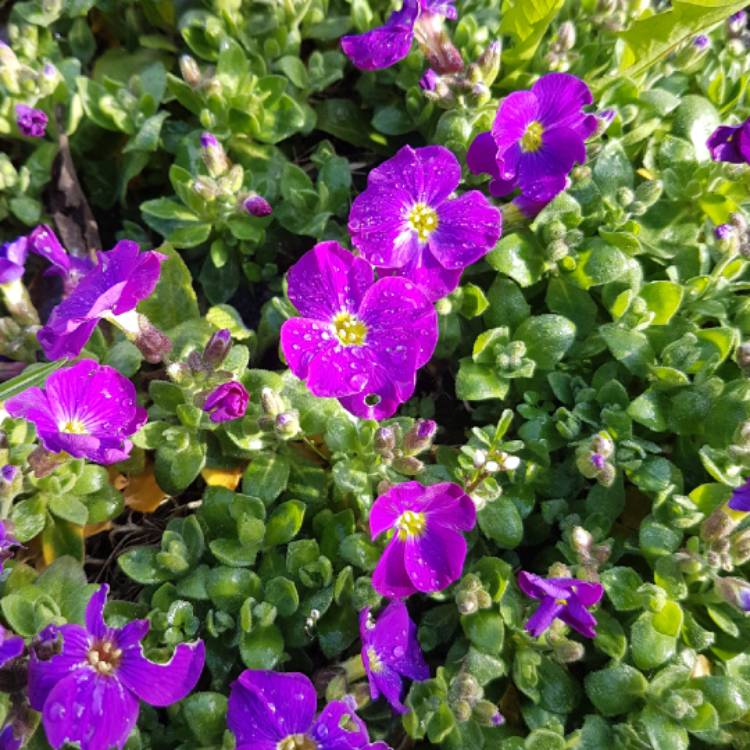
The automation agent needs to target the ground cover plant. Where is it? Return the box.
[3,0,750,748]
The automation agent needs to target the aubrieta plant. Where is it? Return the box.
[3,1,750,749]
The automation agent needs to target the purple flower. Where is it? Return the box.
[0,236,29,285]
[590,453,606,471]
[518,571,604,639]
[202,328,232,368]
[729,10,748,34]
[715,223,735,241]
[0,625,23,669]
[280,242,438,420]
[200,132,218,148]
[243,193,273,217]
[728,478,750,511]
[15,104,47,138]
[0,724,23,750]
[468,73,597,208]
[28,585,205,750]
[228,669,388,750]
[37,240,166,360]
[341,0,457,72]
[420,68,439,91]
[29,225,96,296]
[360,600,429,713]
[349,145,501,301]
[203,381,249,423]
[707,119,750,164]
[0,519,19,574]
[5,359,147,465]
[370,481,476,597]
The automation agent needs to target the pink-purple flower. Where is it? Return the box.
[341,0,458,72]
[28,585,205,750]
[370,481,476,597]
[0,625,23,669]
[518,571,604,639]
[360,600,429,713]
[707,119,750,164]
[29,224,96,296]
[37,239,165,360]
[0,236,28,285]
[228,669,389,750]
[349,145,501,301]
[202,381,249,423]
[728,478,750,511]
[280,242,438,420]
[5,359,147,465]
[467,73,597,214]
[15,104,47,138]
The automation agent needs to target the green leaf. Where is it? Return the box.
[639,705,688,750]
[240,624,284,669]
[477,498,523,548]
[0,360,68,401]
[455,360,509,402]
[242,453,290,505]
[462,610,504,655]
[515,315,576,370]
[138,243,200,330]
[500,0,565,68]
[264,500,306,547]
[181,693,227,745]
[618,0,748,79]
[486,233,544,287]
[600,324,655,376]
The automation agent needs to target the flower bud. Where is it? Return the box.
[202,328,232,369]
[692,34,709,51]
[730,528,750,565]
[476,590,492,609]
[552,639,585,663]
[200,132,229,177]
[179,55,202,86]
[419,68,439,92]
[714,576,750,612]
[192,177,218,202]
[456,590,478,615]
[476,40,502,86]
[403,419,437,455]
[571,526,593,561]
[261,387,284,417]
[616,186,635,207]
[242,193,273,217]
[392,456,424,475]
[450,673,482,704]
[737,342,750,373]
[222,164,244,194]
[591,433,614,458]
[374,426,396,455]
[557,21,576,50]
[133,315,173,363]
[728,10,747,36]
[635,179,663,206]
[701,507,740,542]
[453,700,472,722]
[473,700,505,727]
[275,411,300,438]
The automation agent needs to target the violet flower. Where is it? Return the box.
[419,68,439,91]
[518,571,603,639]
[228,669,389,750]
[341,0,458,72]
[28,224,96,296]
[360,600,429,713]
[0,625,23,669]
[728,478,750,511]
[0,236,28,285]
[707,119,750,164]
[0,519,19,575]
[28,585,205,750]
[202,381,249,423]
[15,104,47,138]
[349,145,501,301]
[0,724,23,750]
[468,73,597,209]
[37,239,166,360]
[280,242,438,420]
[5,359,147,465]
[370,481,476,597]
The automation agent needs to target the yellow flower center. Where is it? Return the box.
[60,418,87,435]
[87,639,122,676]
[366,646,384,674]
[396,510,427,541]
[332,311,367,347]
[520,120,544,153]
[408,202,439,242]
[555,598,568,606]
[277,735,317,750]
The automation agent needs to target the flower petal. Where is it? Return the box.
[286,242,373,321]
[370,482,426,538]
[532,73,595,136]
[117,640,205,706]
[371,665,407,713]
[466,131,500,178]
[559,598,598,638]
[729,478,750,511]
[341,0,419,71]
[568,580,604,608]
[41,670,139,750]
[371,600,429,682]
[517,571,570,602]
[85,585,109,639]
[525,597,563,638]
[228,670,316,745]
[309,697,369,748]
[422,482,476,532]
[306,341,377,399]
[516,128,586,194]
[372,538,417,598]
[338,363,414,420]
[405,524,466,593]
[491,91,539,157]
[280,318,335,381]
[430,191,501,270]
[380,247,463,301]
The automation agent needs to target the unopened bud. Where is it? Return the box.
[475,590,492,609]
[453,700,472,722]
[275,411,300,438]
[419,68,439,92]
[392,456,424,475]
[714,576,750,612]
[167,362,191,384]
[738,342,750,372]
[553,639,585,663]
[557,21,576,50]
[728,9,747,36]
[222,164,244,194]
[403,419,437,455]
[374,426,396,454]
[242,193,272,217]
[730,528,750,565]
[701,507,740,542]
[597,462,616,487]
[591,433,614,458]
[193,177,218,202]
[616,186,635,207]
[200,132,229,177]
[202,328,232,368]
[473,450,487,469]
[456,590,478,615]
[497,452,520,471]
[476,40,502,85]
[261,387,284,417]
[133,316,172,364]
[473,700,505,727]
[179,55,202,86]
[635,179,663,206]
[571,526,593,560]
[450,673,482,704]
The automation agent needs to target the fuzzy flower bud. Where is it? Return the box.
[476,40,502,86]
[374,426,397,456]
[200,132,229,177]
[729,10,747,36]
[260,387,284,417]
[714,576,750,611]
[403,419,437,455]
[552,639,585,663]
[473,700,505,727]
[275,411,300,438]
[701,507,740,542]
[202,328,232,368]
[242,193,273,217]
[179,55,202,87]
[635,179,663,207]
[557,21,576,50]
[730,528,750,565]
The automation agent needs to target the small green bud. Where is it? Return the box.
[179,55,202,86]
[616,186,635,207]
[453,700,472,722]
[456,590,478,615]
[635,179,663,206]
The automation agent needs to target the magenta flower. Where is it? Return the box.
[0,518,19,575]
[228,669,389,750]
[15,104,47,138]
[28,585,205,750]
[5,359,147,465]
[280,242,438,420]
[518,571,604,639]
[349,145,501,301]
[728,478,750,511]
[0,236,29,285]
[370,481,476,597]
[360,600,429,713]
[203,381,249,423]
[0,625,23,669]
[468,73,597,208]
[707,119,750,164]
[37,240,165,360]
[341,0,457,71]
[29,224,96,296]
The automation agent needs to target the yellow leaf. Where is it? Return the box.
[201,466,243,490]
[124,469,168,513]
